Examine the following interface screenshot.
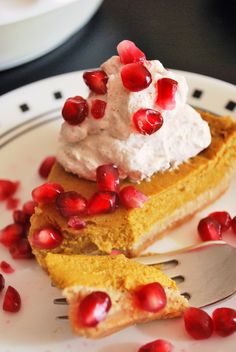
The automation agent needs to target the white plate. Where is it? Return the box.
[0,71,235,352]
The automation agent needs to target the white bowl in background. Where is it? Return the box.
[0,0,103,71]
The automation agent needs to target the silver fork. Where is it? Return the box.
[135,240,236,307]
[54,241,236,317]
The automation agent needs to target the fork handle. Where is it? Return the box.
[133,240,226,265]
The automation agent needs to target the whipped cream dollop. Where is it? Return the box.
[57,55,211,181]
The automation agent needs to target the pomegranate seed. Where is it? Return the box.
[31,226,63,249]
[67,216,86,230]
[119,186,148,209]
[0,223,24,247]
[3,286,21,313]
[138,339,173,352]
[135,282,167,313]
[78,291,112,327]
[87,191,119,215]
[96,164,120,192]
[231,216,236,235]
[156,78,178,110]
[10,238,34,259]
[197,217,222,241]
[121,63,152,92]
[32,182,64,205]
[38,156,56,178]
[117,40,146,64]
[22,200,37,216]
[13,210,29,224]
[208,211,232,232]
[133,108,163,135]
[0,261,14,274]
[184,307,213,339]
[56,191,87,218]
[0,273,5,292]
[0,180,19,201]
[212,307,236,337]
[83,70,108,94]
[91,99,107,119]
[62,96,88,125]
[6,197,19,210]
[110,249,122,255]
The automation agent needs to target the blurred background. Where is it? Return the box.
[0,0,235,95]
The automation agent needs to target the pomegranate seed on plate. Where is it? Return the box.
[135,282,167,313]
[3,286,21,313]
[184,307,213,339]
[212,307,236,337]
[62,96,88,125]
[78,291,112,327]
[208,211,232,232]
[67,216,86,230]
[119,186,148,209]
[10,238,34,260]
[32,182,64,205]
[91,99,107,119]
[156,78,178,110]
[133,108,163,135]
[0,273,5,292]
[31,226,63,250]
[0,261,14,274]
[117,40,146,64]
[96,164,120,192]
[22,200,37,216]
[0,223,24,247]
[38,156,56,178]
[6,197,19,210]
[197,217,222,241]
[83,70,108,94]
[87,191,119,215]
[121,63,152,92]
[56,191,87,218]
[231,216,236,235]
[0,180,19,201]
[138,339,173,352]
[13,209,29,224]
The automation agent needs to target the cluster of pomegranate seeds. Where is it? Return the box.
[38,156,56,179]
[212,307,236,337]
[138,339,173,352]
[0,179,19,201]
[120,186,148,209]
[78,291,112,327]
[31,226,63,250]
[2,286,21,313]
[67,216,86,230]
[121,63,152,92]
[132,108,163,135]
[32,182,64,205]
[184,306,236,340]
[56,191,87,218]
[117,40,146,64]
[0,261,14,274]
[184,307,213,339]
[96,164,120,192]
[197,210,236,241]
[91,99,107,119]
[62,96,88,125]
[87,191,119,215]
[135,282,167,313]
[156,78,178,110]
[83,70,108,95]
